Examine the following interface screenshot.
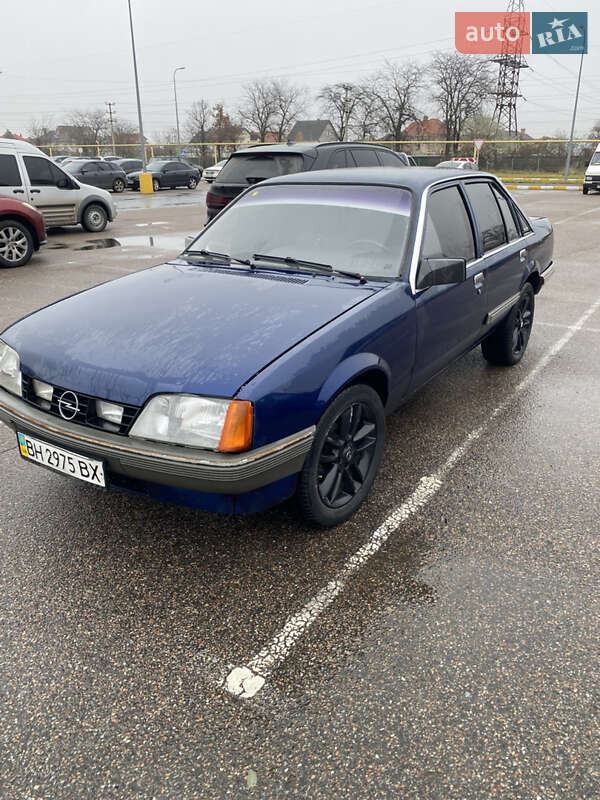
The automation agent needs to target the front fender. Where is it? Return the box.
[316,352,391,409]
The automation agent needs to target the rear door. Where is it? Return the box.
[412,183,486,387]
[463,181,523,323]
[21,155,79,227]
[0,153,28,201]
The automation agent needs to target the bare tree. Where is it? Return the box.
[186,99,212,143]
[68,108,109,145]
[239,80,278,140]
[368,61,422,148]
[27,116,55,146]
[349,86,381,140]
[429,52,493,155]
[318,83,362,141]
[271,80,306,141]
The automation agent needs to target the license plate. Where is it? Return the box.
[17,432,106,487]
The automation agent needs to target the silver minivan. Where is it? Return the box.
[0,138,117,231]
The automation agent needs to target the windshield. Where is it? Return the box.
[590,152,600,165]
[188,184,413,278]
[217,153,304,185]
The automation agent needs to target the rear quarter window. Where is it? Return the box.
[217,153,304,184]
[0,154,22,186]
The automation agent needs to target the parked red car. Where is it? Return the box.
[0,194,46,268]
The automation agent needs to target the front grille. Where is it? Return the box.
[21,374,140,436]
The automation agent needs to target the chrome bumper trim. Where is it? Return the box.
[0,387,314,493]
[540,262,554,282]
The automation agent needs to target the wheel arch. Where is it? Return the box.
[0,214,40,249]
[316,353,391,412]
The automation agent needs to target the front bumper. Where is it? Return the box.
[0,387,314,494]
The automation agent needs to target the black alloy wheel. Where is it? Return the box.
[297,385,385,527]
[481,283,535,366]
[512,291,533,358]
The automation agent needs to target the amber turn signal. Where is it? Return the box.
[218,400,253,452]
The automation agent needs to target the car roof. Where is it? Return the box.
[0,137,46,156]
[259,166,494,192]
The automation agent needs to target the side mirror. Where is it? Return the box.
[417,257,466,290]
[56,177,74,189]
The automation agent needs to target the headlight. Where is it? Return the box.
[0,341,22,396]
[129,395,253,452]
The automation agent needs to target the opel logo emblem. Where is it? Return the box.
[58,390,79,421]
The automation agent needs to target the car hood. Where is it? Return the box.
[2,261,381,406]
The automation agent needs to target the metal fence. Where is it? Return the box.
[38,139,599,173]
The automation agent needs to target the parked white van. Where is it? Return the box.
[583,144,600,195]
[0,138,117,230]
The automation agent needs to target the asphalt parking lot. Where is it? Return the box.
[1,188,599,799]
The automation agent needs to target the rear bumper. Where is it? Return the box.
[0,387,314,494]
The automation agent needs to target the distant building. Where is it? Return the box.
[288,120,337,143]
[402,116,447,155]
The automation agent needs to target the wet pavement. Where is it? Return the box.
[0,192,599,798]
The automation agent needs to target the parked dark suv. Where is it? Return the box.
[64,159,128,193]
[205,142,410,221]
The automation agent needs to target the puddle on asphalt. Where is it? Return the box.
[48,235,185,251]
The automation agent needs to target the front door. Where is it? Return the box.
[21,155,79,227]
[412,183,487,388]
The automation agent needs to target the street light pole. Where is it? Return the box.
[127,0,146,168]
[564,52,584,182]
[173,66,186,149]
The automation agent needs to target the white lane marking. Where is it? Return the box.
[537,321,600,333]
[553,206,600,226]
[224,295,600,700]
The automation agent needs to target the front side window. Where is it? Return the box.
[217,153,304,184]
[0,154,22,186]
[377,150,403,167]
[421,186,475,264]
[23,156,66,186]
[191,184,413,278]
[327,150,347,169]
[464,182,507,253]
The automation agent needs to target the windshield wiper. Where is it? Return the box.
[252,253,366,284]
[185,248,253,267]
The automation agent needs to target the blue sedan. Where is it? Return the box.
[0,168,554,526]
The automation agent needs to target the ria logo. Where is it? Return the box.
[58,390,79,420]
[455,11,587,55]
[531,13,587,54]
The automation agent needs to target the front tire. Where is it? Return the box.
[188,176,198,189]
[0,219,34,267]
[297,385,385,527]
[82,203,108,232]
[583,185,589,195]
[112,178,125,193]
[482,283,534,366]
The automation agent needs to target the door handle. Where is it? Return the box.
[519,248,527,263]
[30,189,41,194]
[474,271,485,294]
[12,189,25,194]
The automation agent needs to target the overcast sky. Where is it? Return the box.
[1,0,597,140]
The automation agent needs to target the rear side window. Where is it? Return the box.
[23,156,66,186]
[351,149,379,167]
[421,186,475,263]
[217,153,304,184]
[515,206,533,234]
[377,150,403,167]
[464,182,507,253]
[492,186,519,241]
[0,154,22,186]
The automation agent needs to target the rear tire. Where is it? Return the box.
[296,385,385,527]
[82,203,108,232]
[0,219,34,267]
[152,178,160,192]
[482,284,534,366]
